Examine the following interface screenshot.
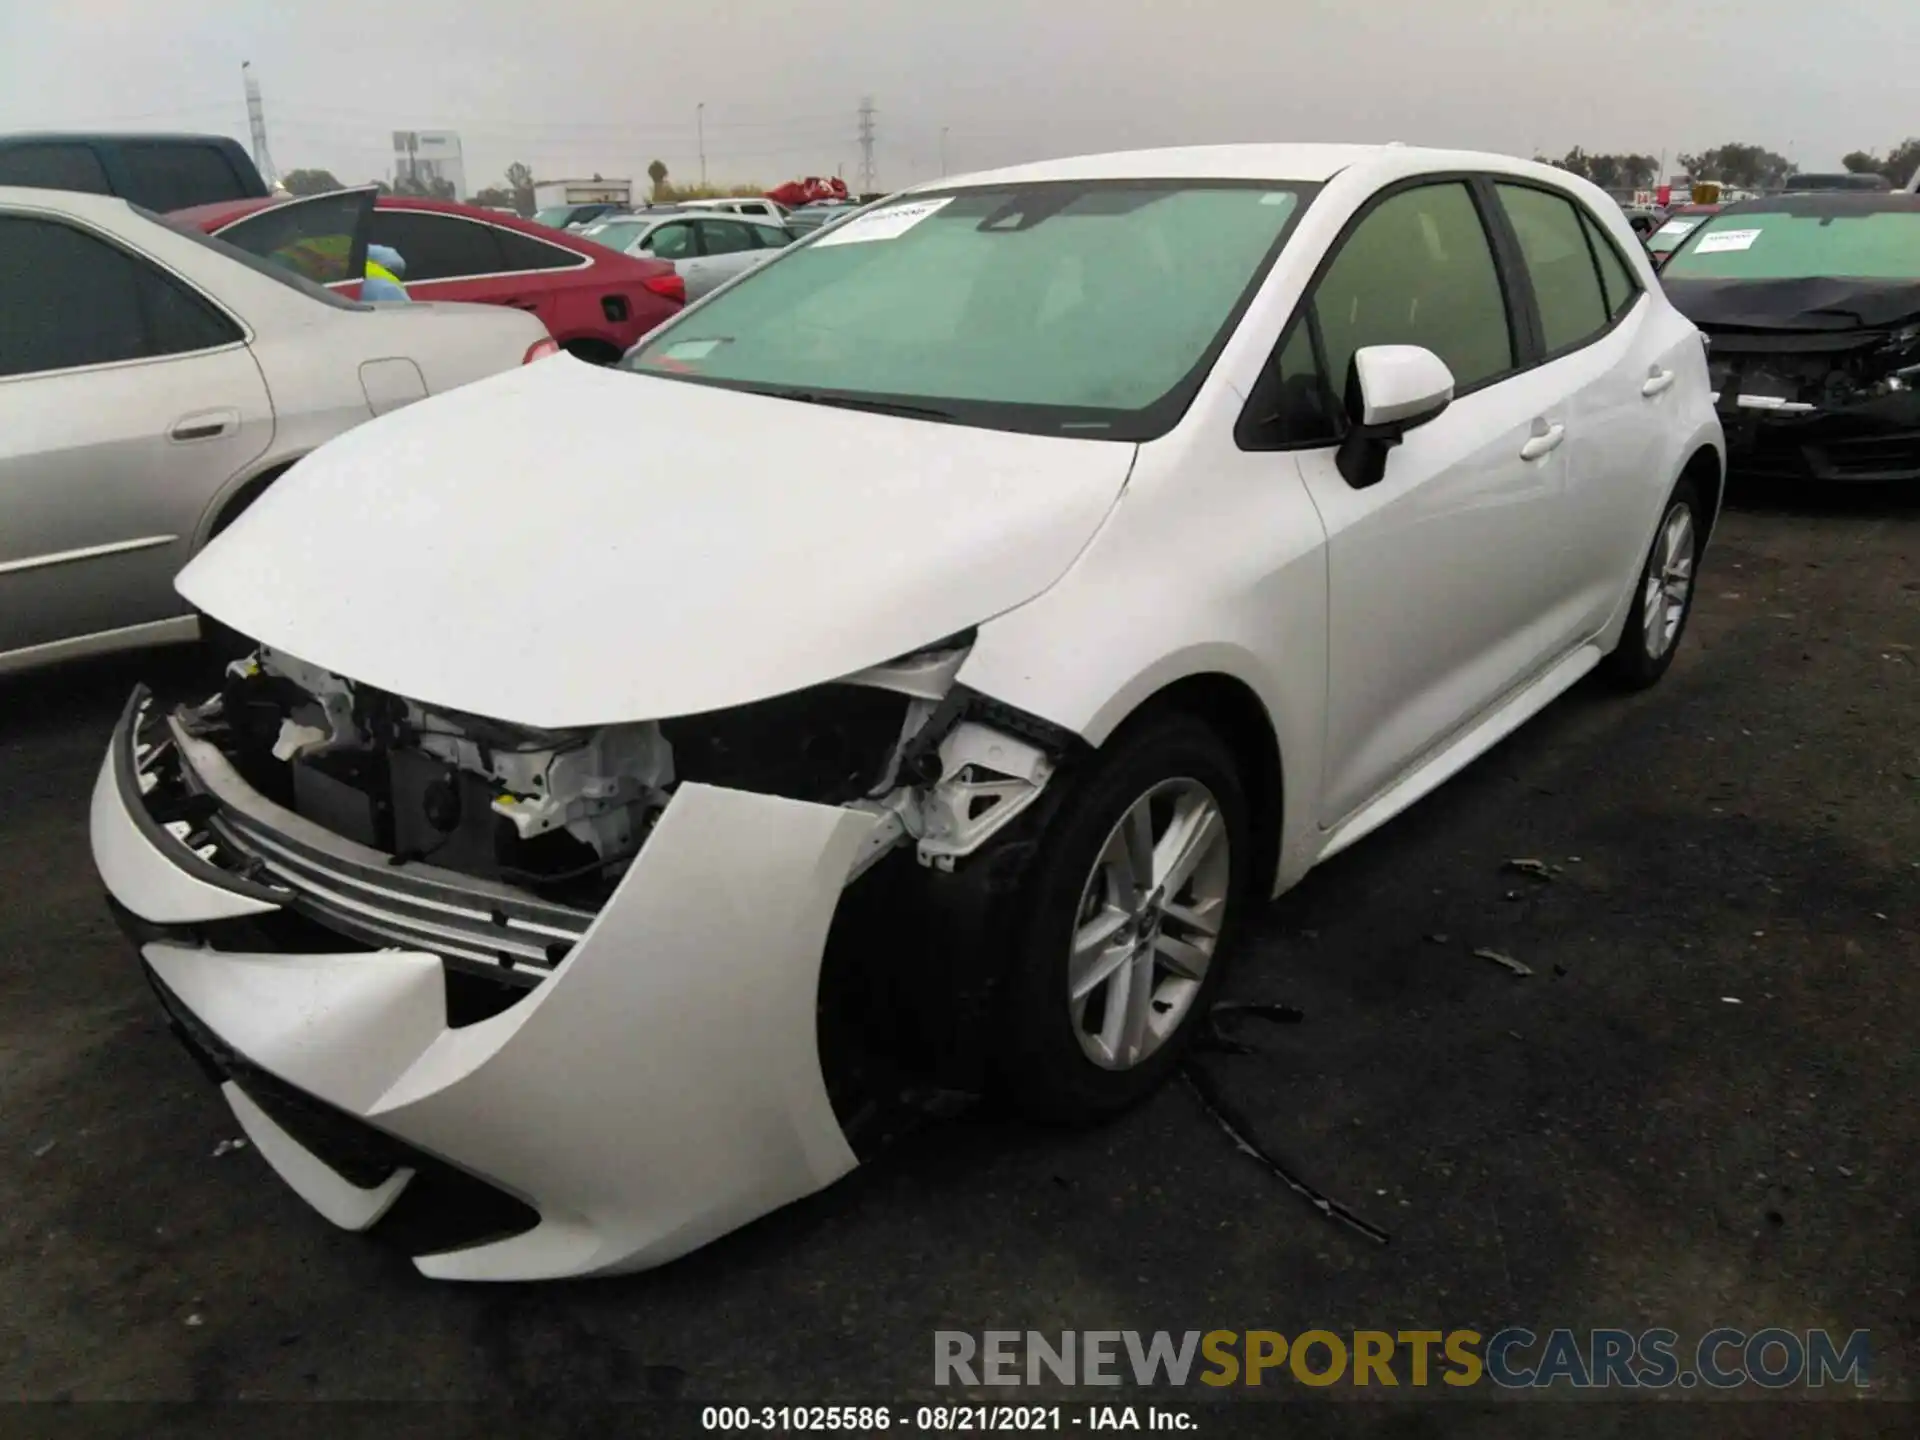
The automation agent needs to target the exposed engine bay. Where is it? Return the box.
[1706,324,1920,412]
[173,634,1064,911]
[1670,274,1920,482]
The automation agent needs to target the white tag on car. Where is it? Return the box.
[812,197,953,247]
[1693,228,1761,254]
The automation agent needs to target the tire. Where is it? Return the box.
[1602,475,1704,691]
[991,711,1254,1121]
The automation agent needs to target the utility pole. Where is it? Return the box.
[241,62,280,190]
[940,126,949,178]
[857,96,877,195]
[697,102,706,188]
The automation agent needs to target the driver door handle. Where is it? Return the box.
[1519,420,1565,461]
[169,408,239,443]
[1642,367,1677,397]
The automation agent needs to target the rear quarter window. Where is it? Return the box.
[0,142,111,194]
[120,143,251,211]
[494,226,585,272]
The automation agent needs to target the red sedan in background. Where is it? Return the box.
[172,189,684,361]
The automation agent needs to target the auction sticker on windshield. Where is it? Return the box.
[1655,219,1703,238]
[813,197,953,247]
[1693,228,1761,254]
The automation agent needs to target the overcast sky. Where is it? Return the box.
[1,0,1912,193]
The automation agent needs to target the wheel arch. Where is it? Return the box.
[1097,670,1287,899]
[556,335,622,365]
[1680,442,1724,544]
[193,454,306,549]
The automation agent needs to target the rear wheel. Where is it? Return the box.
[992,712,1253,1121]
[1603,477,1703,690]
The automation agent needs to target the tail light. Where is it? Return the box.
[641,272,686,305]
[522,338,561,363]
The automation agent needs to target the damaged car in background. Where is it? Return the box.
[94,143,1722,1281]
[1660,190,1920,482]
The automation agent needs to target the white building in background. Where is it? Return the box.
[392,130,466,198]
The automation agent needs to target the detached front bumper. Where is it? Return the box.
[1712,395,1920,483]
[92,688,873,1280]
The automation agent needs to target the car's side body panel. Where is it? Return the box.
[0,187,547,671]
[962,148,1722,894]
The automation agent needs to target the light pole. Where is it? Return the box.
[697,102,706,188]
[940,126,949,177]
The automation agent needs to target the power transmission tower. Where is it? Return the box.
[241,62,280,189]
[856,96,877,195]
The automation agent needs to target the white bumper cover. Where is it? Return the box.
[94,734,874,1281]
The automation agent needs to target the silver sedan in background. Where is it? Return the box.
[578,211,794,300]
[0,185,552,676]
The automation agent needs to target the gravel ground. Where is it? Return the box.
[2,486,1913,1435]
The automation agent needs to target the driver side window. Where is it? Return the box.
[1240,181,1516,450]
[1314,181,1515,398]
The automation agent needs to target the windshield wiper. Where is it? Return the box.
[750,387,959,422]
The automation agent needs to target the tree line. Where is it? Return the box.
[1535,138,1920,192]
[283,159,770,214]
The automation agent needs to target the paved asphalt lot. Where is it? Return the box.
[2,483,1914,1433]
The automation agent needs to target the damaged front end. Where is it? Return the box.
[161,632,1066,914]
[1669,274,1920,482]
[95,632,1081,1279]
[1702,322,1920,481]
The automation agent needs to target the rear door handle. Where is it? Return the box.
[1642,367,1677,397]
[169,409,239,443]
[1519,421,1565,461]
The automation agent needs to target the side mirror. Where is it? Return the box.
[1336,345,1455,488]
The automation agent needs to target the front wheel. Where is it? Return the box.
[1602,476,1704,690]
[992,712,1254,1121]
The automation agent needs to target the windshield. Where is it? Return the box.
[1663,207,1920,280]
[620,180,1311,440]
[580,219,646,251]
[1647,214,1709,254]
[533,206,581,229]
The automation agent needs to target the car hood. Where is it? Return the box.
[1664,276,1920,333]
[177,358,1133,728]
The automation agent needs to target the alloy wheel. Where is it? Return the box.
[1067,777,1232,1071]
[1643,501,1696,660]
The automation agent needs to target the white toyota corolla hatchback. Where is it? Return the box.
[93,144,1723,1281]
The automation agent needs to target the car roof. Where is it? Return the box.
[0,183,140,219]
[1718,190,1920,217]
[0,130,245,147]
[911,142,1544,191]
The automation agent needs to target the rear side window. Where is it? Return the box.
[218,191,369,285]
[0,143,110,194]
[0,214,240,377]
[698,218,758,255]
[493,226,584,272]
[1580,210,1640,319]
[367,210,504,280]
[752,223,792,248]
[1313,181,1515,394]
[1495,183,1611,355]
[120,143,250,211]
